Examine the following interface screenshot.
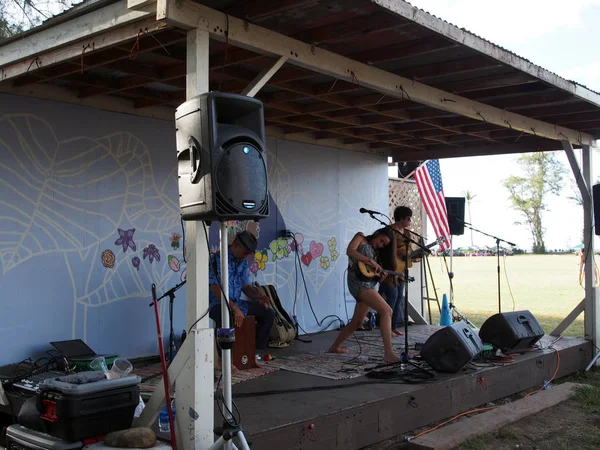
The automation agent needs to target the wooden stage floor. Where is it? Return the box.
[216,325,593,450]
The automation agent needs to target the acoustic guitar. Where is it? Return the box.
[396,236,445,272]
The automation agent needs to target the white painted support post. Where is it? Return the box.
[175,28,214,449]
[133,29,213,448]
[562,141,598,361]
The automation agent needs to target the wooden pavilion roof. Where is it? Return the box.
[1,0,599,161]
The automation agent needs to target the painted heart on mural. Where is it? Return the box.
[301,252,313,267]
[309,241,323,258]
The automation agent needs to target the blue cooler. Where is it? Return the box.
[36,372,140,442]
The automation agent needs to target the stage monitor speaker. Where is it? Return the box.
[175,92,269,221]
[479,310,544,352]
[594,184,600,236]
[420,322,484,373]
[445,197,465,236]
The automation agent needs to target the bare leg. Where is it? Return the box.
[328,301,369,354]
[356,289,400,363]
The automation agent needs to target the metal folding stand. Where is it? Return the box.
[208,222,250,450]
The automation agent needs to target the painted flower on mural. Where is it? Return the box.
[269,238,289,261]
[330,250,339,261]
[131,257,140,270]
[309,241,324,258]
[287,233,304,254]
[320,256,330,269]
[143,244,161,263]
[101,249,115,269]
[170,233,181,250]
[328,237,337,253]
[168,255,180,272]
[114,228,136,253]
[255,250,268,271]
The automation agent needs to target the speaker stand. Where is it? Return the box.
[211,222,250,450]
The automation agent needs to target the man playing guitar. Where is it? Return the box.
[378,206,414,336]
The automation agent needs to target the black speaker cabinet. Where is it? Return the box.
[175,92,269,221]
[421,322,484,373]
[479,310,544,352]
[594,184,600,236]
[445,197,465,236]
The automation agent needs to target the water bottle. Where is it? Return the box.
[158,404,170,433]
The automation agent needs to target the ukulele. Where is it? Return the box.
[396,236,446,273]
[356,260,405,281]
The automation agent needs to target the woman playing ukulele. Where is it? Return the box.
[328,227,401,363]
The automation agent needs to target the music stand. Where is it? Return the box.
[364,212,430,363]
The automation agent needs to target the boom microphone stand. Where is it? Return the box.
[149,280,187,363]
[362,209,429,362]
[456,219,515,313]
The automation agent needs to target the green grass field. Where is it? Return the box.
[423,254,586,337]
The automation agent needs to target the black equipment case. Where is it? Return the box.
[479,310,544,351]
[6,425,83,450]
[36,373,140,442]
[420,322,484,373]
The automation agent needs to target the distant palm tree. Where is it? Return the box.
[462,190,476,246]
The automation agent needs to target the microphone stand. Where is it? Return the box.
[149,280,187,363]
[364,211,430,363]
[457,219,515,314]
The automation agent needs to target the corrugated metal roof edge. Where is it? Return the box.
[373,0,600,106]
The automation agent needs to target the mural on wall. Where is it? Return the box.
[0,113,184,345]
[0,98,389,364]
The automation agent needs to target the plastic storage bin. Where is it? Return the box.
[36,373,140,442]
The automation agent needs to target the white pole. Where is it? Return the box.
[219,222,233,450]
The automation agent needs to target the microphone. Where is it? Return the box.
[359,207,382,215]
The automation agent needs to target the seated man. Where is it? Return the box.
[208,230,274,369]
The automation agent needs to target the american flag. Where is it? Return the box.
[414,160,450,251]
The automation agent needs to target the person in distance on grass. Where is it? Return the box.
[328,227,401,363]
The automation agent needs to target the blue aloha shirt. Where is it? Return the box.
[208,248,251,315]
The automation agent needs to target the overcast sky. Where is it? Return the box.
[402,0,600,251]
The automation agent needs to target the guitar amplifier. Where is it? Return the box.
[233,316,257,370]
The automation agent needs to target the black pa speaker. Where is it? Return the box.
[175,92,269,221]
[398,161,421,179]
[593,184,600,236]
[479,310,544,352]
[420,322,484,373]
[445,197,465,236]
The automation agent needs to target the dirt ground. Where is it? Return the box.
[362,399,600,450]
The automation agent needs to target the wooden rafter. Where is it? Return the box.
[154,0,596,146]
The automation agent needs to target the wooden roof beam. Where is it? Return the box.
[156,0,595,146]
